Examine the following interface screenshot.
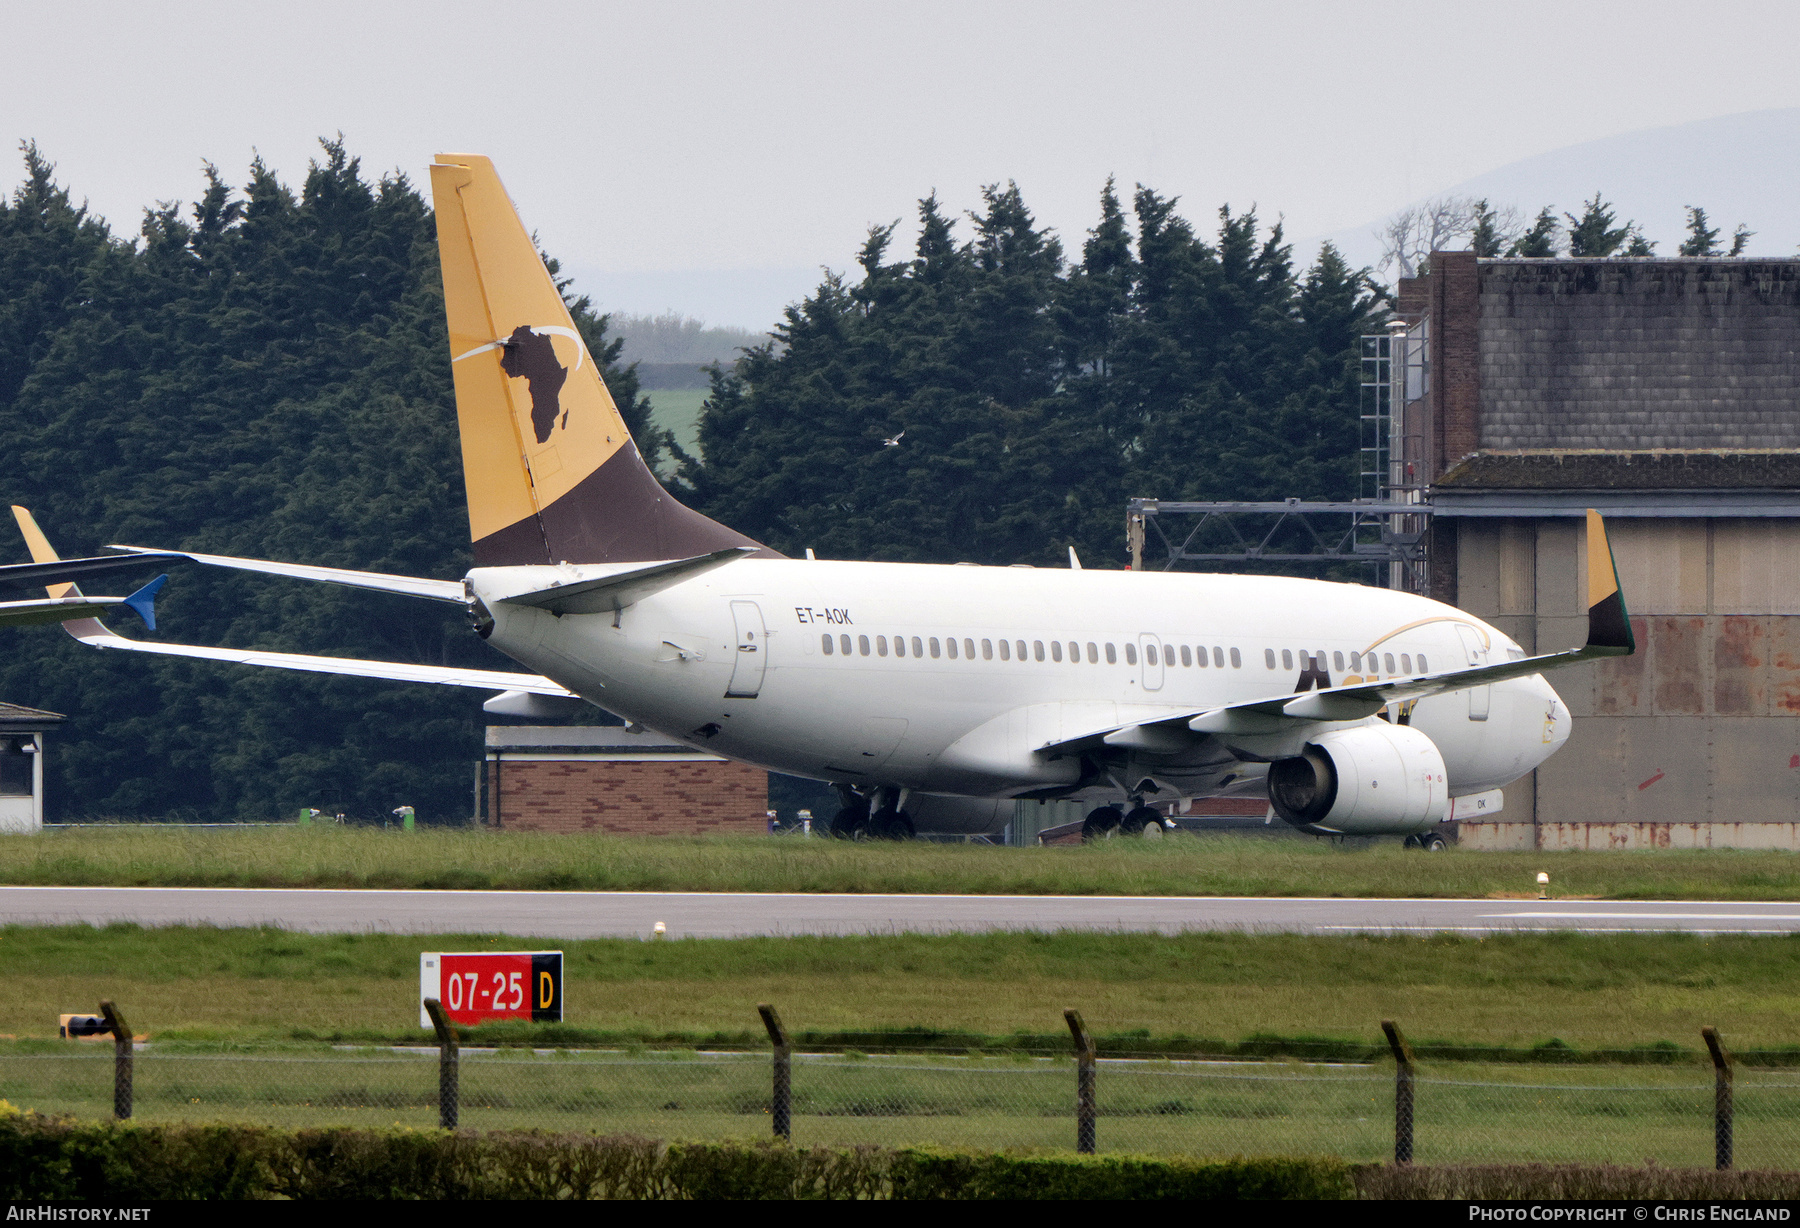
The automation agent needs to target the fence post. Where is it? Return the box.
[423,998,459,1130]
[1065,1008,1096,1154]
[1703,1026,1732,1171]
[758,1004,791,1142]
[99,1000,132,1121]
[1382,1020,1414,1164]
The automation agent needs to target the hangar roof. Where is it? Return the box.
[1433,450,1800,517]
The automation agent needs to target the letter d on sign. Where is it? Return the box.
[531,952,563,1021]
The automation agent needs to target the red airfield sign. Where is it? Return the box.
[420,951,563,1026]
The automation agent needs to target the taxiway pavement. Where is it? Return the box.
[3,886,1799,938]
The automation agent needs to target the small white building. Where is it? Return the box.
[0,702,64,834]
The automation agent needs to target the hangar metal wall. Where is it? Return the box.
[1397,254,1800,849]
[1457,517,1800,846]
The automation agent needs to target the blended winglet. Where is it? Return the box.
[12,505,67,585]
[1584,508,1634,654]
[120,575,167,631]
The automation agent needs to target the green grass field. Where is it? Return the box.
[7,1044,1786,1165]
[6,924,1800,1061]
[11,825,1800,900]
[645,387,707,457]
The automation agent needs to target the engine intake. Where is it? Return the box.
[1267,722,1449,835]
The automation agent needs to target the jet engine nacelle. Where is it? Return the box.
[1266,723,1449,835]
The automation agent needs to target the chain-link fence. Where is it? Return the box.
[7,1015,1800,1167]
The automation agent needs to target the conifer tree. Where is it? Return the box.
[1469,199,1506,257]
[1565,194,1637,257]
[1508,208,1560,257]
[1679,206,1722,256]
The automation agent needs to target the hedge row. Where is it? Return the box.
[0,1112,1351,1200]
[1358,1163,1800,1201]
[14,1114,1799,1200]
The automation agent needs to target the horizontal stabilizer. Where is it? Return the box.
[56,616,578,696]
[108,545,465,603]
[497,547,755,615]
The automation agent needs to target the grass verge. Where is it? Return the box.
[6,924,1800,1059]
[14,826,1800,898]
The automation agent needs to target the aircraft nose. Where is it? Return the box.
[1542,681,1572,750]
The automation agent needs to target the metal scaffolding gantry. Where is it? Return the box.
[1125,497,1433,591]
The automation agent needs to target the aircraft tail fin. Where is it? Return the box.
[426,154,777,567]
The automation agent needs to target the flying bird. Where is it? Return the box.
[882,430,904,447]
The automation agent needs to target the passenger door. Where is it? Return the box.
[725,601,768,698]
[1454,624,1490,721]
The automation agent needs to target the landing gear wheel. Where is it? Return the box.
[1120,805,1161,836]
[1081,807,1122,841]
[1402,834,1421,850]
[869,807,915,840]
[1422,833,1448,852]
[830,802,871,839]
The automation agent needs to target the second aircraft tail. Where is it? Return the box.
[427,154,776,567]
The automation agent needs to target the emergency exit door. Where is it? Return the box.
[725,601,768,698]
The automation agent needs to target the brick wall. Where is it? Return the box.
[1433,252,1481,468]
[488,758,770,835]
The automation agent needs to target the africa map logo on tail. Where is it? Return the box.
[429,152,777,566]
[499,326,571,443]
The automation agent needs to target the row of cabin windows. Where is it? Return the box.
[1262,647,1428,676]
[1140,643,1242,669]
[821,634,1245,669]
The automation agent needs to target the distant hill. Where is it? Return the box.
[1309,108,1800,277]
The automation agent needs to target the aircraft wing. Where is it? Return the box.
[13,507,573,697]
[1043,508,1633,755]
[495,548,756,615]
[0,579,165,629]
[55,615,577,696]
[106,545,464,603]
[0,546,185,598]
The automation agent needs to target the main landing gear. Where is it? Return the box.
[1082,803,1169,840]
[829,788,914,840]
[1403,832,1449,851]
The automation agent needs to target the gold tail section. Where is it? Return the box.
[428,154,774,566]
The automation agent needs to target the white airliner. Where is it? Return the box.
[15,154,1634,842]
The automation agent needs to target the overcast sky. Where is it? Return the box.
[7,0,1800,326]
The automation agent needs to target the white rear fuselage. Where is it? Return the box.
[471,560,1570,829]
